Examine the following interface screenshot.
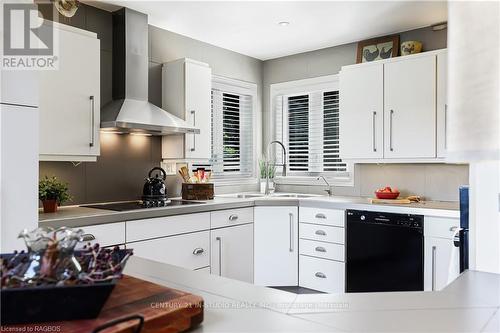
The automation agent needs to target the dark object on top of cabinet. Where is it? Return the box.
[182,183,214,200]
[356,35,400,63]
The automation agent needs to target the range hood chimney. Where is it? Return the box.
[101,8,199,135]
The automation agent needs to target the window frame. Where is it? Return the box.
[270,74,354,187]
[210,75,260,186]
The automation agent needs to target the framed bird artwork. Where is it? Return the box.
[356,35,400,63]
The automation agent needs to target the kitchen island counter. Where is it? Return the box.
[39,194,459,229]
[125,256,499,332]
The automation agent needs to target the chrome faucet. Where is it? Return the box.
[265,140,287,195]
[317,176,334,196]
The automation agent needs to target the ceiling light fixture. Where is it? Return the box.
[278,21,290,27]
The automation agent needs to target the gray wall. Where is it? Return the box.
[39,4,262,205]
[265,26,467,201]
[147,25,263,197]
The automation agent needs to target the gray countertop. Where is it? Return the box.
[124,256,500,332]
[39,194,460,228]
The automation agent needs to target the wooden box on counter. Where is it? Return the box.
[182,183,214,200]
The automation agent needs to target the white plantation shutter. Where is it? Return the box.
[274,88,348,177]
[194,78,254,181]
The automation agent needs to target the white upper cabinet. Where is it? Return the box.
[340,50,445,162]
[384,55,436,158]
[39,23,100,162]
[162,58,212,160]
[340,63,384,159]
[436,51,448,158]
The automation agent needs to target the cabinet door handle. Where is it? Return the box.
[81,233,96,242]
[444,104,448,149]
[372,111,377,152]
[315,246,326,253]
[89,96,95,147]
[190,110,196,152]
[431,245,437,291]
[389,109,394,151]
[289,213,294,252]
[215,236,222,276]
[315,230,326,236]
[228,214,238,221]
[315,213,326,219]
[315,272,326,279]
[192,247,204,255]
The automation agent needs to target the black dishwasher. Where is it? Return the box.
[346,210,424,293]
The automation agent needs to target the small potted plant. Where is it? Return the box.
[39,176,71,213]
[259,158,276,193]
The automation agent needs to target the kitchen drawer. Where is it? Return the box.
[126,212,210,242]
[300,207,345,227]
[424,217,460,239]
[299,239,344,262]
[128,230,210,270]
[299,255,345,293]
[76,222,125,249]
[211,208,253,229]
[299,223,344,244]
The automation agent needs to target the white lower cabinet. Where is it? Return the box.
[424,236,460,291]
[299,256,345,294]
[128,231,210,270]
[76,222,125,250]
[210,223,254,283]
[424,217,461,291]
[254,206,299,286]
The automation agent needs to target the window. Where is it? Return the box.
[194,76,257,182]
[272,75,351,183]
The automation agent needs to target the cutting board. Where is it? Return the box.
[4,276,204,333]
[370,198,412,204]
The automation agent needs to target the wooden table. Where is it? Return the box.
[4,276,204,333]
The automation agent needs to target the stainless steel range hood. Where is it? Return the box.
[101,8,199,135]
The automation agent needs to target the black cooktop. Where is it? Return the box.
[81,200,204,212]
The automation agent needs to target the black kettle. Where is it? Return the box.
[143,167,167,198]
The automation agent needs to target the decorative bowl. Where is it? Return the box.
[375,191,400,199]
[401,41,422,56]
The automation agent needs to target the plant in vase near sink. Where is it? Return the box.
[39,176,71,213]
[259,158,276,193]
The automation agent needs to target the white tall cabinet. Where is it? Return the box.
[1,70,39,252]
[254,206,299,286]
[162,58,212,160]
[39,22,100,162]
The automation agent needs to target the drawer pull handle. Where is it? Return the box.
[315,213,326,219]
[315,230,327,236]
[229,214,238,221]
[449,226,458,232]
[315,246,326,253]
[315,272,327,279]
[81,234,96,242]
[193,248,204,255]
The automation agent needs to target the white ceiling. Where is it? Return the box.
[97,1,447,60]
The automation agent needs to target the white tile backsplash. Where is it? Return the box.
[276,164,469,202]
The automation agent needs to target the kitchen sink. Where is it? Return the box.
[271,193,320,198]
[230,193,321,199]
[236,194,267,199]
